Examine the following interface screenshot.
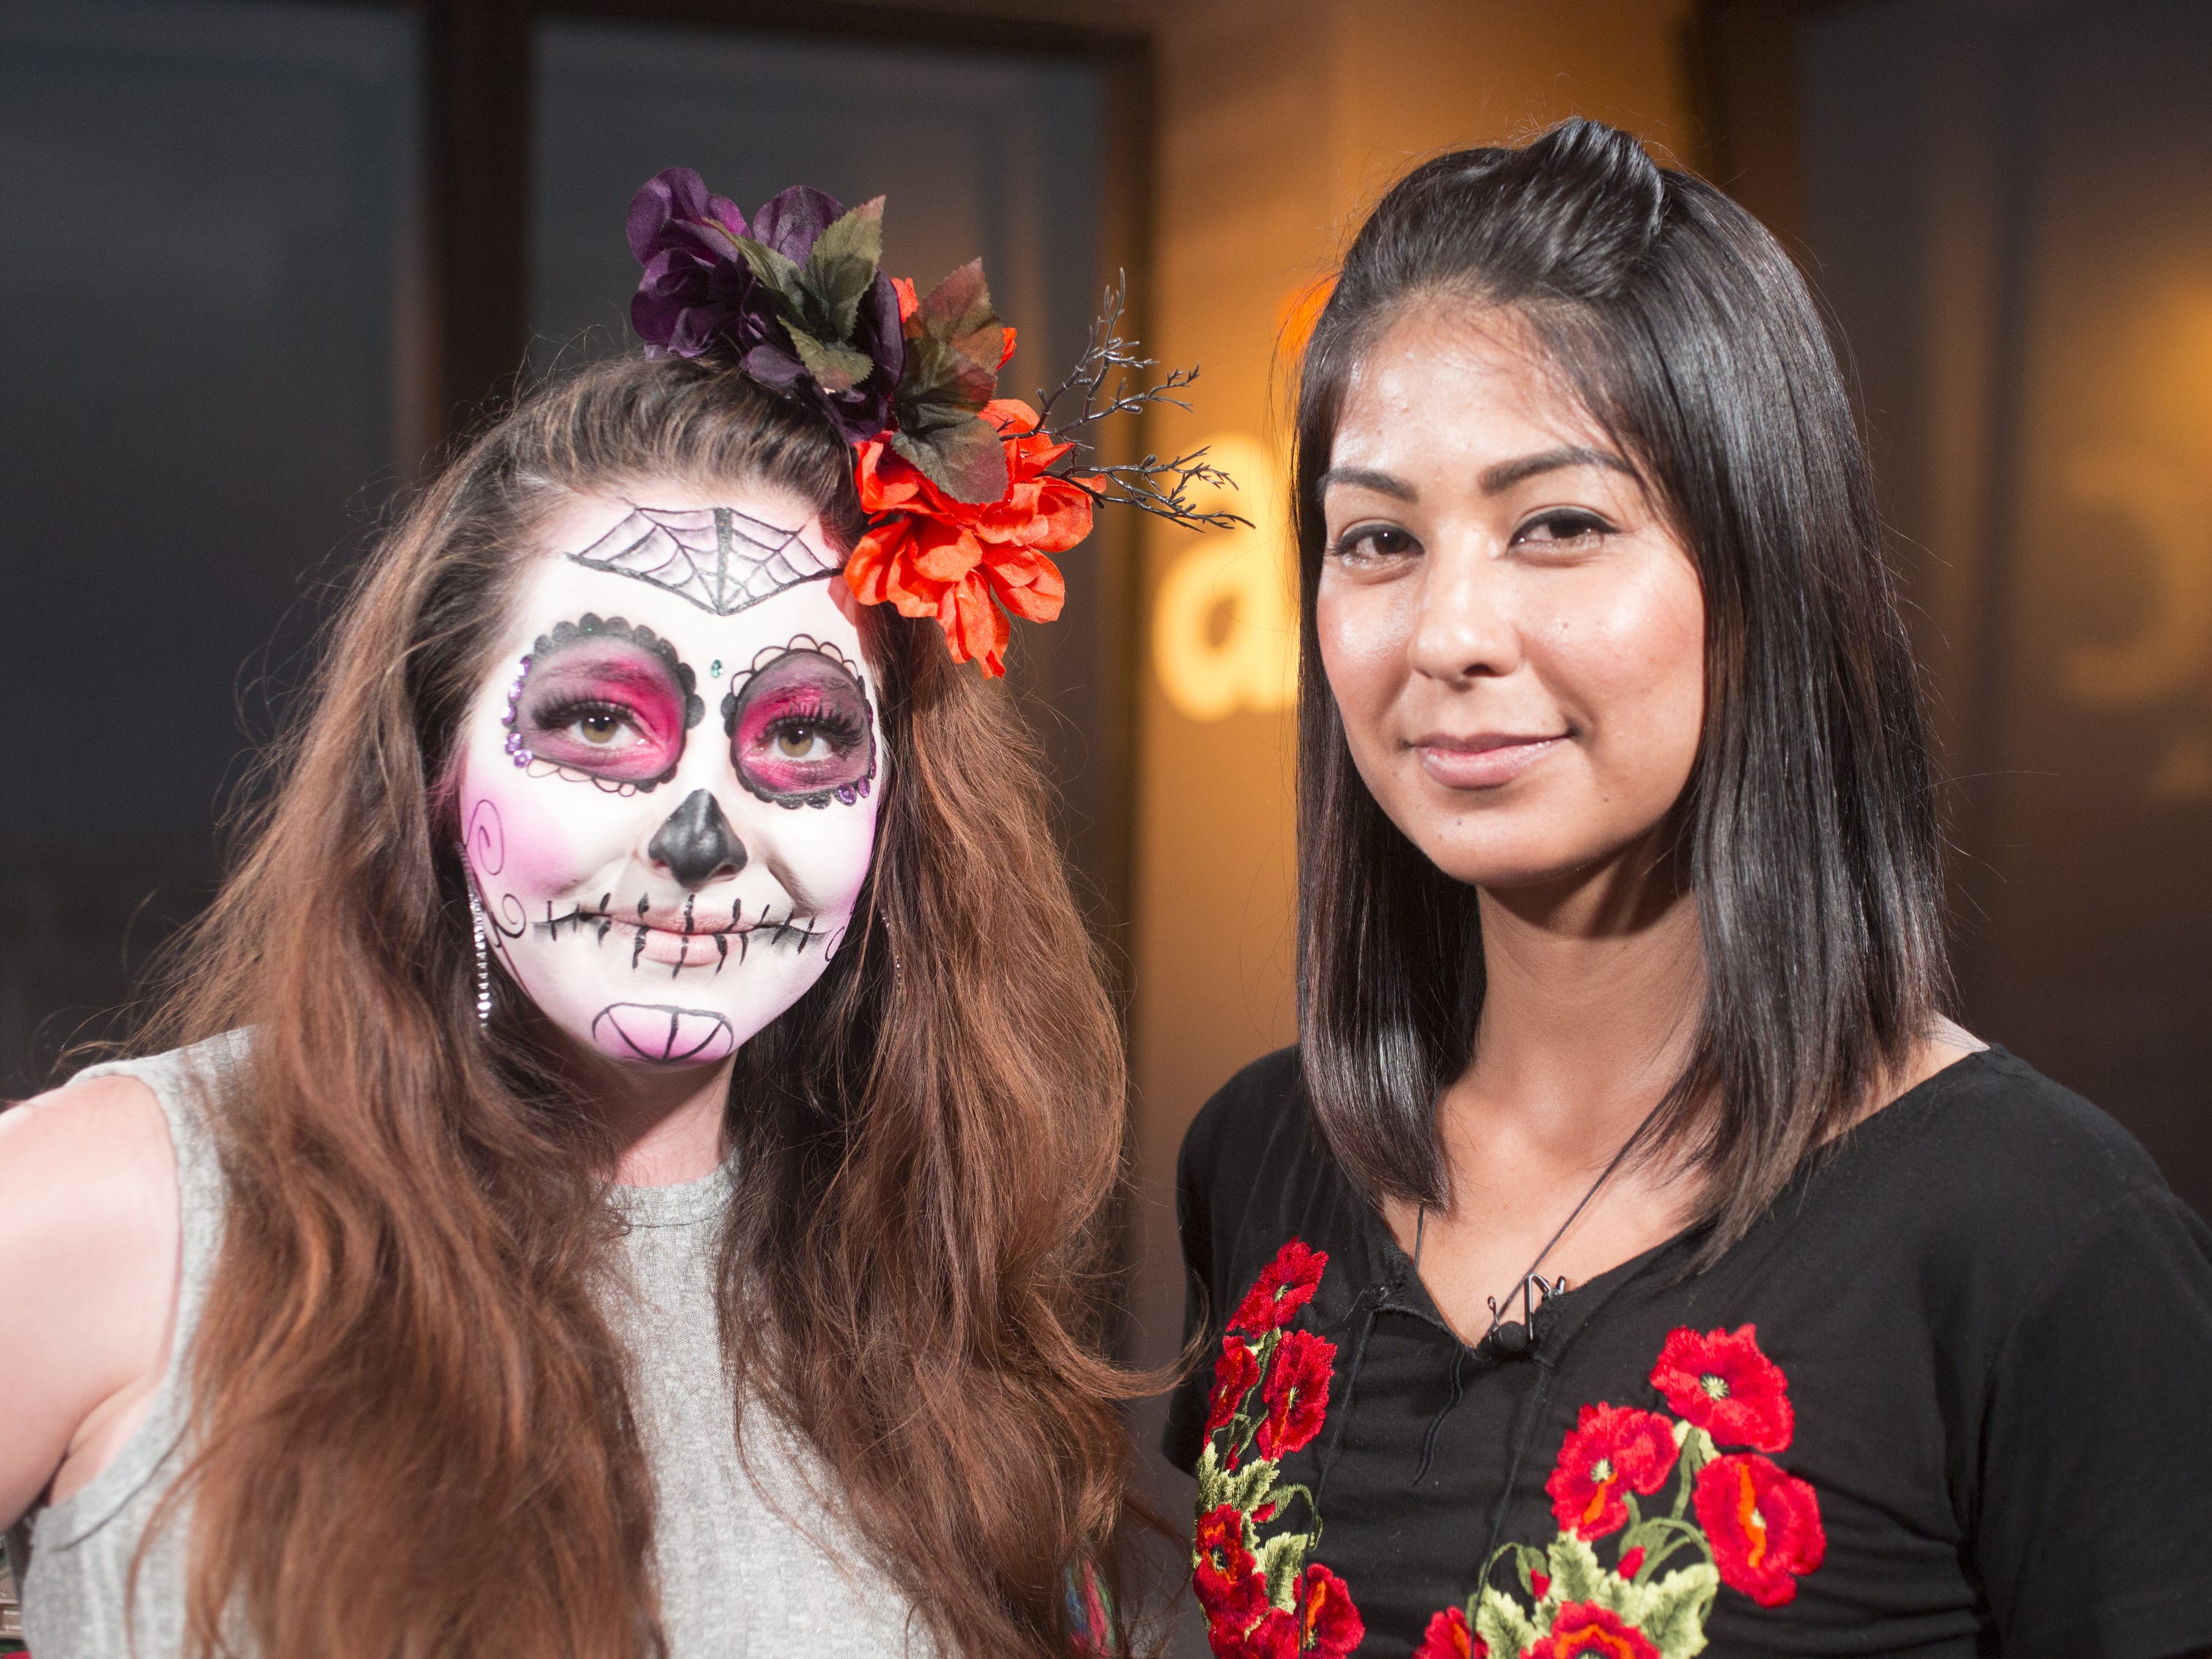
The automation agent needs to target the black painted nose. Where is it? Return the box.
[648,789,747,890]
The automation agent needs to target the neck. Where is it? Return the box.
[580,1053,735,1186]
[1462,830,1704,1159]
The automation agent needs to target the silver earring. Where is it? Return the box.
[466,882,493,1027]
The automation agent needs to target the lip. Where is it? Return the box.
[1410,731,1569,789]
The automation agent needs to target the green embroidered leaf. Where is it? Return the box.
[1546,1534,1606,1604]
[1262,1480,1319,1533]
[784,324,874,393]
[1474,1586,1540,1657]
[1585,1567,1642,1619]
[1194,1442,1230,1511]
[1216,1455,1280,1517]
[1255,1531,1310,1610]
[891,415,1009,505]
[1640,1564,1717,1659]
[804,196,885,340]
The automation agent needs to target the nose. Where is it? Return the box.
[647,789,747,890]
[1410,541,1522,683]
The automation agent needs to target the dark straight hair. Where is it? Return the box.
[1292,118,1951,1262]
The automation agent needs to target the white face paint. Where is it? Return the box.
[456,483,882,1068]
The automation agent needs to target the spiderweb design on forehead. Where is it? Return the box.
[567,505,841,616]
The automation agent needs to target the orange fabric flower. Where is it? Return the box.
[845,399,1092,676]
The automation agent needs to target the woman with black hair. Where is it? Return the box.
[1167,120,2212,1659]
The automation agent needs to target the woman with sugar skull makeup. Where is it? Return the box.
[0,174,1237,1659]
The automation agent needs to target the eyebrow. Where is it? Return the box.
[1317,445,1636,504]
[1478,445,1636,493]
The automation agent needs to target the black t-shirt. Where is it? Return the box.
[1164,1046,2212,1659]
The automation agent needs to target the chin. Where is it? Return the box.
[1407,822,1629,893]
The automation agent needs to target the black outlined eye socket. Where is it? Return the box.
[721,642,877,810]
[504,614,705,789]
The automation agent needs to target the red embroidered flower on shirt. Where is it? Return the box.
[1648,1324,1794,1452]
[1694,1452,1827,1607]
[1413,1604,1487,1659]
[1237,1562,1363,1659]
[1543,1402,1680,1539]
[1228,1238,1327,1334]
[1524,1601,1663,1659]
[1254,1329,1335,1459]
[1208,1335,1260,1435]
[1193,1503,1269,1635]
[1194,1237,1359,1659]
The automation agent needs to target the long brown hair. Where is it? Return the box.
[1291,120,1951,1263]
[137,355,1144,1657]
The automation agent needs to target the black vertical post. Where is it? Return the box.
[422,0,534,446]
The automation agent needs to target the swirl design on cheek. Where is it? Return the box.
[459,797,529,984]
[720,637,878,810]
[465,798,507,876]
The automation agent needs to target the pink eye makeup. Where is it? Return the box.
[722,641,877,809]
[504,614,705,789]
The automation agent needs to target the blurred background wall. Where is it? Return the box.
[2,1,2206,1639]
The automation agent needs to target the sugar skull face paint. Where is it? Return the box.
[457,484,882,1070]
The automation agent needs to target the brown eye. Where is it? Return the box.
[577,711,623,744]
[776,725,817,758]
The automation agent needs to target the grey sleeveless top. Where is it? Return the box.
[11,1036,933,1658]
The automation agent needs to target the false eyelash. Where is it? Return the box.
[758,701,864,746]
[529,696,650,736]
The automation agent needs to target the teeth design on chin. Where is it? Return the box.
[591,1003,736,1064]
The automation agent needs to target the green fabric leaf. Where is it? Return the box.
[916,256,999,349]
[1474,1587,1540,1657]
[805,196,885,341]
[1255,1531,1309,1611]
[784,323,874,393]
[1547,1534,1606,1604]
[898,335,998,429]
[892,258,1005,434]
[733,236,809,319]
[891,416,1009,505]
[1640,1564,1717,1659]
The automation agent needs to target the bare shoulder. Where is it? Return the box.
[0,1070,178,1227]
[0,1070,182,1524]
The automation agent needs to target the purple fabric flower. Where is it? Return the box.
[625,170,905,443]
[627,169,766,360]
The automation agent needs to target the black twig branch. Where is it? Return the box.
[1021,272,1252,534]
[1069,451,1251,534]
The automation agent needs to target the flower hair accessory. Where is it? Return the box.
[628,167,1245,675]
